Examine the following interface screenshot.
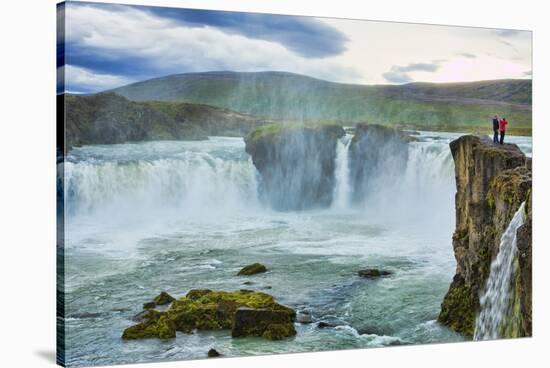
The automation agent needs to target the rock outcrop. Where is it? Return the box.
[245,124,345,210]
[122,290,296,341]
[438,135,531,337]
[348,124,412,202]
[63,93,265,151]
[237,263,267,276]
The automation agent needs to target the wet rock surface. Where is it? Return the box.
[122,290,296,341]
[245,124,345,210]
[358,269,392,278]
[438,135,531,337]
[237,263,267,276]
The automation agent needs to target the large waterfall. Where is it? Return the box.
[474,202,526,340]
[65,134,456,221]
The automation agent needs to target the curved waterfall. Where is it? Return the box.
[65,135,456,220]
[474,202,526,340]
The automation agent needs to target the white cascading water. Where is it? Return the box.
[332,135,352,209]
[64,139,259,221]
[474,202,526,340]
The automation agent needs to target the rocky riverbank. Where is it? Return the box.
[438,135,532,337]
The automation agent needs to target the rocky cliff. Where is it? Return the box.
[244,124,345,210]
[348,124,412,202]
[63,93,265,151]
[438,135,532,337]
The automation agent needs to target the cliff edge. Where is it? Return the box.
[438,135,532,337]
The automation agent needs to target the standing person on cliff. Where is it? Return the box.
[499,117,508,144]
[492,115,500,143]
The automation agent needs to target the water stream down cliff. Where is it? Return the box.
[474,202,526,340]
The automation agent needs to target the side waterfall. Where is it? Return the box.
[474,202,526,340]
[332,135,352,209]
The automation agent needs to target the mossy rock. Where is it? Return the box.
[232,307,296,340]
[153,291,176,306]
[438,276,475,337]
[237,263,267,276]
[122,290,296,341]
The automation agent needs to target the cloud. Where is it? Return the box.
[382,61,441,83]
[459,53,477,58]
[62,3,360,92]
[382,71,413,84]
[142,6,349,58]
[62,65,135,93]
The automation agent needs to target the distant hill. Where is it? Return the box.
[63,93,265,150]
[109,71,532,133]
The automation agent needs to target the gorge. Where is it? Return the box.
[60,122,532,366]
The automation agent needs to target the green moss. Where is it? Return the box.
[122,290,296,341]
[245,122,343,147]
[262,323,297,340]
[487,192,495,209]
[438,283,475,337]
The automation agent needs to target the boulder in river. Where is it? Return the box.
[122,290,296,341]
[358,269,392,278]
[207,349,221,358]
[232,307,297,340]
[237,263,267,276]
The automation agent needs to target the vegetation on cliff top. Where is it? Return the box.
[109,71,532,133]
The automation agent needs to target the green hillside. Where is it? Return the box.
[110,71,532,135]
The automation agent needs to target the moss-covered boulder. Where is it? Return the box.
[122,290,296,341]
[438,135,531,337]
[244,123,345,210]
[153,291,176,306]
[232,307,297,339]
[237,263,267,276]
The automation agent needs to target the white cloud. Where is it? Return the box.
[63,65,135,91]
[65,4,361,85]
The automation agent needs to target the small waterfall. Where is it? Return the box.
[332,135,352,209]
[474,202,526,340]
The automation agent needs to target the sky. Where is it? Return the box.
[58,1,532,93]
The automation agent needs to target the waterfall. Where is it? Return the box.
[474,202,526,340]
[64,140,259,219]
[332,135,352,209]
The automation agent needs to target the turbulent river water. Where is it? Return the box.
[61,131,532,366]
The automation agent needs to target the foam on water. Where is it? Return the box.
[61,132,531,366]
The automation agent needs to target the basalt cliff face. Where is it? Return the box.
[438,135,532,337]
[348,124,411,202]
[244,124,345,210]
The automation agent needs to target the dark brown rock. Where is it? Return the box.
[237,263,267,276]
[207,349,221,358]
[231,307,296,340]
[358,269,392,278]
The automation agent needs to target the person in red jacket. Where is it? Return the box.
[499,117,508,144]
